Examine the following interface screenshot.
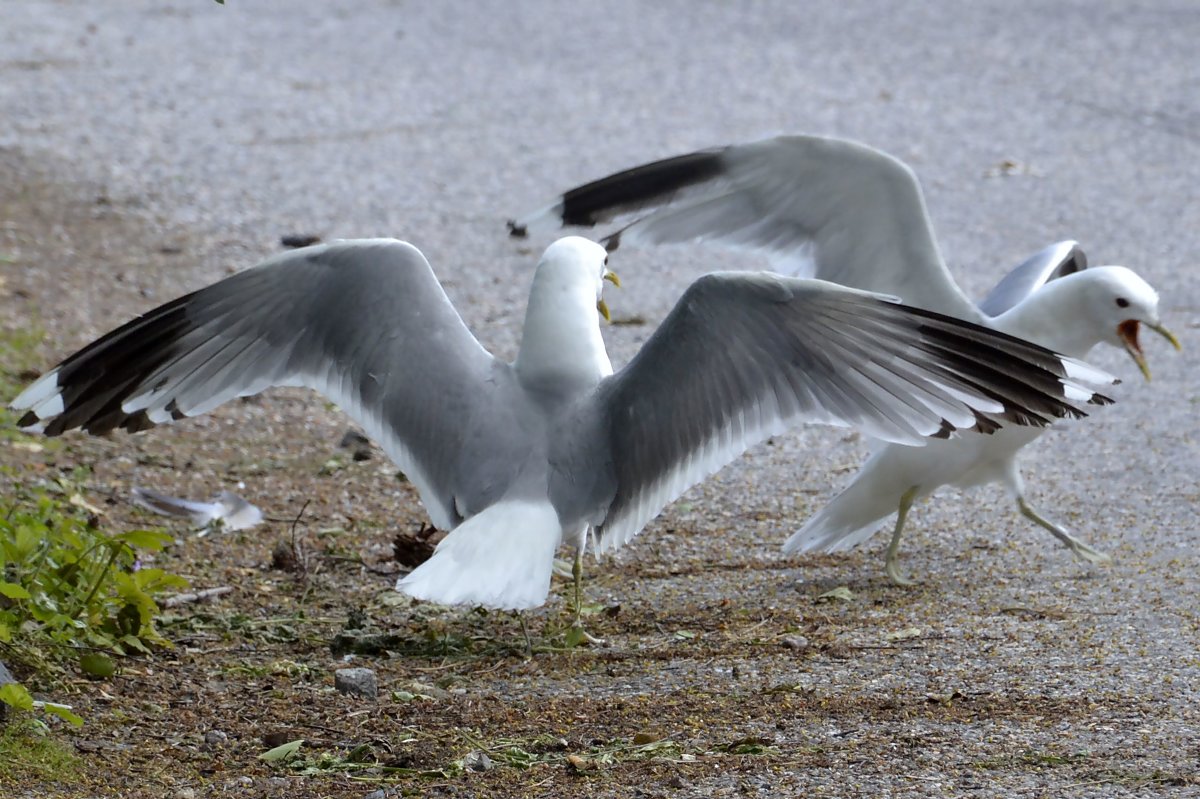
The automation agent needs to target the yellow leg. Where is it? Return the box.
[1017,497,1111,565]
[885,487,920,586]
[569,551,605,646]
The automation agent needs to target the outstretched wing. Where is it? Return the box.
[978,240,1088,317]
[511,134,984,323]
[10,239,498,529]
[592,272,1113,551]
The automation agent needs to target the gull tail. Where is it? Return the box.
[395,500,562,611]
[784,465,907,555]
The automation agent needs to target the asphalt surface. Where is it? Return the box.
[2,1,1198,797]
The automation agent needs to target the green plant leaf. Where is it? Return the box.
[79,652,116,679]
[0,582,31,600]
[259,739,304,763]
[38,702,84,727]
[0,682,34,711]
[112,530,174,552]
[564,626,586,648]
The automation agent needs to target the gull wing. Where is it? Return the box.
[592,272,1113,551]
[11,239,500,529]
[978,240,1088,317]
[512,135,985,323]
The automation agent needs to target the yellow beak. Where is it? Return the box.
[1117,320,1181,382]
[597,269,621,322]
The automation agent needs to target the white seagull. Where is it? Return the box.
[11,237,1113,610]
[510,134,1179,584]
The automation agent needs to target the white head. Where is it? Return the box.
[533,236,621,320]
[1078,266,1180,380]
[515,236,621,390]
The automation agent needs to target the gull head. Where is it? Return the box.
[1083,266,1180,381]
[517,237,620,388]
[537,236,620,322]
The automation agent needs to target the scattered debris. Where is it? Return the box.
[338,428,375,461]
[565,753,597,772]
[815,586,855,603]
[362,789,395,799]
[392,523,446,568]
[280,234,322,248]
[462,750,495,772]
[162,586,234,608]
[132,486,263,532]
[271,538,302,573]
[983,158,1043,178]
[204,729,228,746]
[334,667,378,699]
[330,632,406,657]
[886,627,922,642]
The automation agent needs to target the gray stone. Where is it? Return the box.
[204,729,228,746]
[782,635,810,651]
[334,667,378,699]
[0,660,15,725]
[463,750,495,772]
[362,790,394,799]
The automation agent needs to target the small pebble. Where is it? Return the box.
[362,789,393,799]
[782,635,810,651]
[204,729,228,746]
[335,667,378,699]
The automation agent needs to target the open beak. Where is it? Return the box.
[1117,319,1181,382]
[597,269,621,322]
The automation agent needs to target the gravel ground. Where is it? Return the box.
[1,2,1198,797]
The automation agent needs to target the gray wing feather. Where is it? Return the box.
[12,239,497,529]
[593,272,1104,551]
[977,241,1088,317]
[515,135,985,323]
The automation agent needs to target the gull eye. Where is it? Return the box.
[1115,297,1130,308]
[603,255,609,267]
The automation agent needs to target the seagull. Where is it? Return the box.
[11,237,1112,613]
[509,134,1179,584]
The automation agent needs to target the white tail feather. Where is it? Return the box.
[784,467,905,554]
[396,500,563,610]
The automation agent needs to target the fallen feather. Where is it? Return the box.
[131,486,263,532]
[162,586,234,607]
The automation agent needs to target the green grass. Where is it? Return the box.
[0,717,83,785]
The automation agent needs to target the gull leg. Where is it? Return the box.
[1017,497,1111,565]
[885,487,920,586]
[569,551,605,646]
[513,610,533,658]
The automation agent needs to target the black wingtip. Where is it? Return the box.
[506,219,528,239]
